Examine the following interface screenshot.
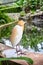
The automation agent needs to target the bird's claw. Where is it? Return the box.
[16,51,26,56]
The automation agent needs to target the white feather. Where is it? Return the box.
[12,25,23,47]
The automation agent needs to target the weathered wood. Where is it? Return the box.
[0,43,43,65]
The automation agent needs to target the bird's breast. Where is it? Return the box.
[13,25,23,46]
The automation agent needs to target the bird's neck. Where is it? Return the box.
[18,25,24,31]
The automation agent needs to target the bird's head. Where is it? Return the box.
[17,20,26,26]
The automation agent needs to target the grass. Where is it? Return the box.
[0,57,33,65]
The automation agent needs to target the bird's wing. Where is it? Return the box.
[10,26,17,44]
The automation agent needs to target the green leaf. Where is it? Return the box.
[0,57,33,64]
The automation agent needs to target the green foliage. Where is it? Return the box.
[17,0,24,7]
[0,0,23,13]
[0,62,2,65]
[40,6,43,11]
[0,0,43,13]
[0,12,13,25]
[20,11,26,16]
[0,12,14,39]
[0,5,21,13]
[22,26,43,50]
[16,0,43,12]
[0,57,33,65]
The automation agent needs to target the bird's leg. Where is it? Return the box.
[16,44,26,56]
[15,45,18,56]
[15,45,21,56]
[18,49,26,55]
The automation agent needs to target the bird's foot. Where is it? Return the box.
[16,50,26,56]
[15,45,27,56]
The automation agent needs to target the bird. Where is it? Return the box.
[10,20,26,54]
[2,20,26,55]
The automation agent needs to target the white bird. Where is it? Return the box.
[2,20,26,54]
[10,20,26,54]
